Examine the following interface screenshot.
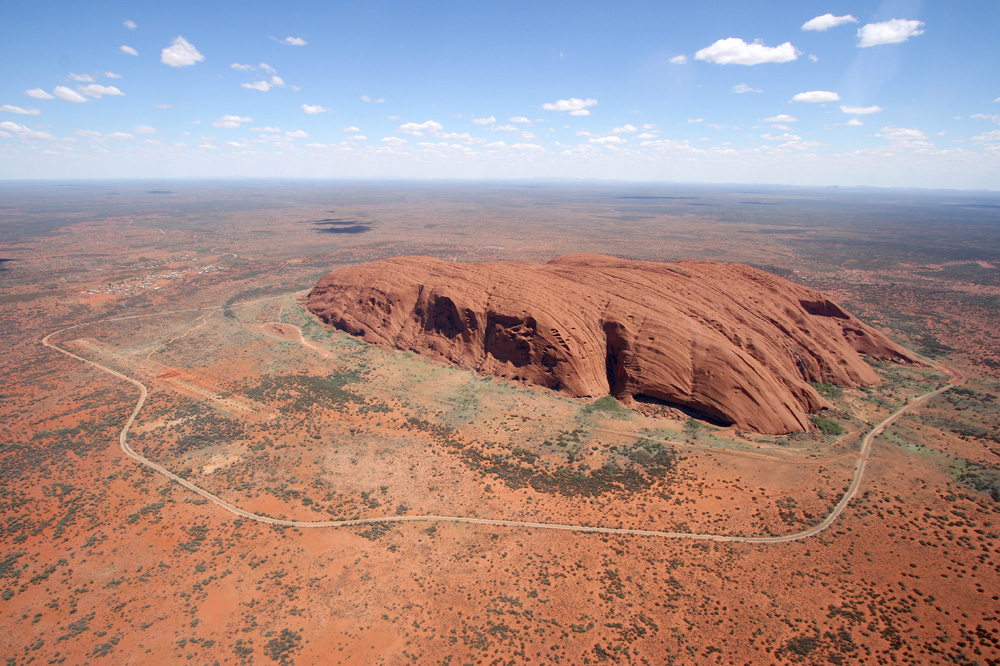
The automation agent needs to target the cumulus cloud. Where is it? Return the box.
[0,121,53,139]
[857,19,925,47]
[802,14,857,31]
[792,90,840,103]
[213,114,252,128]
[398,120,443,136]
[120,45,138,56]
[972,129,1000,143]
[688,118,704,123]
[733,83,762,94]
[286,130,309,138]
[472,116,495,125]
[361,95,385,103]
[877,126,931,147]
[78,84,124,98]
[135,125,157,134]
[1,105,41,115]
[764,114,797,122]
[104,71,122,79]
[280,36,307,46]
[69,73,95,82]
[695,38,798,65]
[542,98,597,116]
[846,118,864,127]
[590,136,626,145]
[509,116,531,123]
[972,113,1000,124]
[53,86,88,103]
[161,36,204,67]
[342,126,360,132]
[841,104,882,114]
[242,81,271,92]
[380,136,408,145]
[24,88,54,100]
[611,124,637,134]
[669,55,687,64]
[302,104,331,114]
[124,20,137,30]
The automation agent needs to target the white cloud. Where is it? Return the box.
[152,103,174,109]
[73,129,101,138]
[493,124,518,131]
[688,118,704,123]
[135,125,157,134]
[254,126,281,132]
[349,135,367,141]
[361,95,385,103]
[78,84,124,98]
[107,132,133,140]
[261,63,277,74]
[877,126,931,147]
[398,120,443,136]
[792,90,841,103]
[511,143,544,151]
[542,98,598,115]
[120,45,138,56]
[286,130,309,138]
[695,38,799,65]
[669,55,687,65]
[802,14,858,31]
[857,19,925,48]
[242,81,271,92]
[611,124,637,134]
[509,116,531,123]
[161,36,204,67]
[636,132,657,140]
[764,114,797,122]
[380,136,408,145]
[733,83,762,94]
[302,104,331,114]
[0,121,53,139]
[124,20,137,30]
[1,105,41,115]
[846,119,864,127]
[24,88,54,100]
[69,73,95,82]
[342,125,359,132]
[213,115,252,129]
[840,104,882,114]
[231,63,255,71]
[972,129,1000,143]
[104,71,122,79]
[762,133,802,141]
[280,36,307,46]
[53,86,88,103]
[590,136,626,145]
[972,113,1000,125]
[472,116,495,125]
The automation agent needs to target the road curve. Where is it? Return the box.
[41,307,963,543]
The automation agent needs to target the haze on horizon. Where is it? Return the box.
[1,0,998,189]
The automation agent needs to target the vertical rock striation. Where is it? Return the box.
[306,254,916,434]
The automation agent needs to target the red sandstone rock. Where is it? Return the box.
[306,254,917,434]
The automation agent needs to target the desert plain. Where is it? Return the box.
[1,180,999,665]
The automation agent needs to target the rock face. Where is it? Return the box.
[306,254,916,434]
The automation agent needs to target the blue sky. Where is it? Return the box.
[1,0,998,188]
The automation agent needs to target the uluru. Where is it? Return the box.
[306,254,917,434]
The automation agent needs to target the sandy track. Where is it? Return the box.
[41,300,962,542]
